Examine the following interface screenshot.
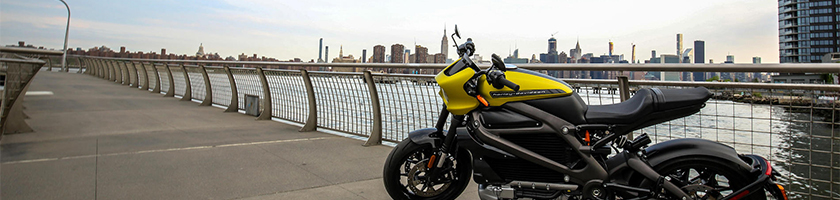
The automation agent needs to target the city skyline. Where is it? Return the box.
[1,0,778,63]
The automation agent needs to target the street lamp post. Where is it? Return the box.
[59,0,70,72]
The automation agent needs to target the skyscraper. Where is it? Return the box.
[540,37,559,63]
[415,45,428,63]
[608,41,614,57]
[319,38,323,62]
[362,49,367,63]
[325,46,329,63]
[779,0,840,63]
[441,27,449,61]
[373,45,385,63]
[676,34,683,63]
[693,40,706,81]
[390,44,404,63]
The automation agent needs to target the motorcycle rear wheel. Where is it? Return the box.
[383,139,472,200]
[641,156,766,200]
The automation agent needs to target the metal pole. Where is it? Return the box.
[59,0,70,72]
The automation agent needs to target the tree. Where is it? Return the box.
[706,75,720,82]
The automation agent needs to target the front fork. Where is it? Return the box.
[427,105,464,177]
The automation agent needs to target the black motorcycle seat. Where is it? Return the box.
[585,87,711,124]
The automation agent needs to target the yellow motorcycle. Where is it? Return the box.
[382,26,787,200]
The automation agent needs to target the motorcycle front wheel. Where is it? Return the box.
[383,138,472,200]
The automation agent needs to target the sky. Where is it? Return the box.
[0,0,780,63]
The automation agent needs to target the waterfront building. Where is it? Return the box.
[390,44,404,63]
[693,40,706,81]
[779,0,840,63]
[373,45,385,63]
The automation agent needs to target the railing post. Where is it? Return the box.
[108,60,117,82]
[96,59,102,78]
[198,65,212,106]
[362,71,382,146]
[181,64,192,101]
[46,57,53,71]
[164,64,175,97]
[102,59,108,79]
[256,67,272,120]
[120,61,129,85]
[151,63,161,93]
[617,75,633,140]
[77,57,83,74]
[140,62,150,90]
[617,75,630,102]
[130,62,139,87]
[223,66,239,112]
[299,69,317,132]
[116,61,124,84]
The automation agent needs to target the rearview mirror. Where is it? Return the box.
[454,25,460,39]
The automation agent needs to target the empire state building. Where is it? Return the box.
[441,27,448,61]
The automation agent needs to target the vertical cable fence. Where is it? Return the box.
[263,69,309,124]
[156,64,170,94]
[170,64,186,96]
[135,62,146,89]
[230,68,263,111]
[206,66,231,107]
[185,65,205,101]
[309,71,373,136]
[371,74,445,142]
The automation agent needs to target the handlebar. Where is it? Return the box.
[497,76,520,92]
[487,70,520,92]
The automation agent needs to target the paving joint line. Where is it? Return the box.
[2,137,332,165]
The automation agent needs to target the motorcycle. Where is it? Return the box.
[382,25,788,200]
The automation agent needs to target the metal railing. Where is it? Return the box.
[72,55,840,199]
[0,47,63,136]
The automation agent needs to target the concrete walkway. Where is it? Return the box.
[1,71,479,200]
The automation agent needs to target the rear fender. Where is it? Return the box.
[644,138,752,172]
[608,138,752,181]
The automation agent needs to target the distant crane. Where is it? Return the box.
[551,31,558,37]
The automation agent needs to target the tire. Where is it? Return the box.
[383,138,472,200]
[638,156,765,200]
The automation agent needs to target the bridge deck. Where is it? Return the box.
[0,71,478,199]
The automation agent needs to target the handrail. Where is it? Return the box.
[0,47,63,55]
[70,55,840,73]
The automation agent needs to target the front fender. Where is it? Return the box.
[408,128,442,148]
[608,138,752,180]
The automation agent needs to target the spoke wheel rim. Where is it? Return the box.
[397,148,458,198]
